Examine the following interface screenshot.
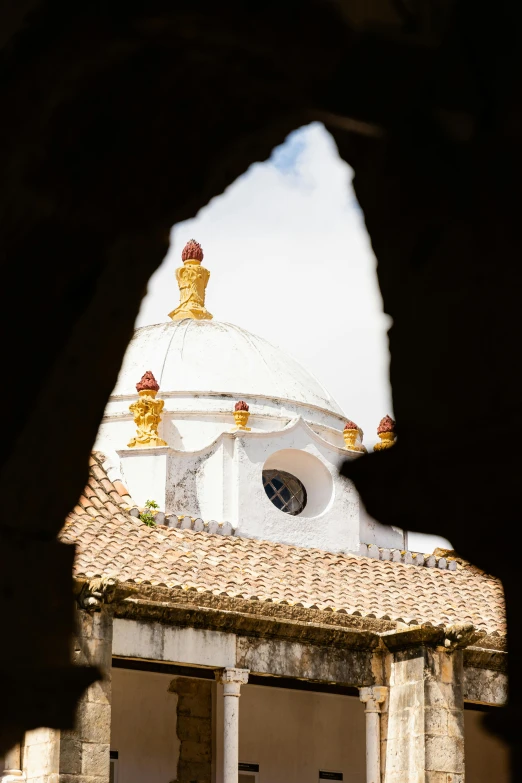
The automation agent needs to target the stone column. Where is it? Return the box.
[216,668,249,783]
[360,687,387,783]
[381,641,465,783]
[58,603,113,783]
[1,743,25,782]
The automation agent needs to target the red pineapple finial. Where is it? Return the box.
[136,370,160,393]
[235,400,249,412]
[377,415,395,434]
[344,420,358,430]
[181,239,204,262]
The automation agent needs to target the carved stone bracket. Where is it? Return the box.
[76,577,116,611]
[380,622,483,652]
[443,622,481,650]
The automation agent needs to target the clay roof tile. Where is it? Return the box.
[61,452,506,638]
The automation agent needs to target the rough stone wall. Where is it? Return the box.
[168,678,212,783]
[382,646,464,783]
[21,607,112,783]
[58,608,113,783]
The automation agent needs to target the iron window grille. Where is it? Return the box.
[262,469,307,516]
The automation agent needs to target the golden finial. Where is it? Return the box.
[232,400,251,431]
[128,371,168,448]
[373,415,396,451]
[343,420,366,452]
[168,239,213,321]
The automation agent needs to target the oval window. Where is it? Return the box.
[262,469,307,516]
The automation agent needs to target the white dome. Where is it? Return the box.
[112,319,344,417]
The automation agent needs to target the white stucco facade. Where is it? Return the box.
[95,316,404,553]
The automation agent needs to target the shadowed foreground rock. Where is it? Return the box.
[1,0,521,778]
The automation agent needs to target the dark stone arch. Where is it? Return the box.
[1,2,521,778]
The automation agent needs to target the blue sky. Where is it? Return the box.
[271,127,308,173]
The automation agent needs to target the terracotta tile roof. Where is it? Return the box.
[60,453,506,636]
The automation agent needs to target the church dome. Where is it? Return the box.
[98,238,349,458]
[112,318,344,417]
[95,239,390,554]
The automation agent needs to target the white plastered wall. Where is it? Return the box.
[111,668,179,783]
[359,508,405,550]
[114,416,399,553]
[119,448,169,510]
[162,417,362,552]
[234,419,360,552]
[104,406,404,552]
[216,684,366,783]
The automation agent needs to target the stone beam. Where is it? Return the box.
[112,618,377,687]
[464,666,508,708]
[112,619,236,669]
[235,636,375,686]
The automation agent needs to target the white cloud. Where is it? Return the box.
[137,123,391,440]
[136,123,450,553]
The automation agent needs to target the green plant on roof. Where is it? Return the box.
[140,499,159,527]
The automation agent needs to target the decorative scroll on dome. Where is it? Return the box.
[128,371,167,448]
[169,239,213,321]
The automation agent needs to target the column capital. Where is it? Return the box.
[216,667,249,696]
[359,685,388,713]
